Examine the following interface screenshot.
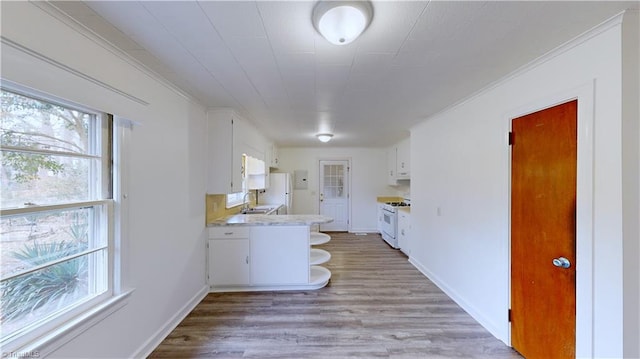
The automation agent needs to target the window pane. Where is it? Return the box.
[0,250,108,340]
[1,151,98,209]
[0,88,111,348]
[1,90,92,155]
[0,207,104,280]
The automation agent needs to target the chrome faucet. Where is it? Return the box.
[242,191,252,212]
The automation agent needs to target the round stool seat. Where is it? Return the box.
[310,232,331,245]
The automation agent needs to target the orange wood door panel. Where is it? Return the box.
[511,100,577,358]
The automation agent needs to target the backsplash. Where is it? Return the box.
[205,194,257,224]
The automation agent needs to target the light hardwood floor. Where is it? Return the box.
[150,232,522,358]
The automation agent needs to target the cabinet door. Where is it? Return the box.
[208,239,250,286]
[207,110,244,194]
[207,111,233,193]
[377,203,385,233]
[230,116,243,193]
[396,138,410,178]
[398,212,411,255]
[250,226,309,285]
[271,143,279,168]
[387,146,397,185]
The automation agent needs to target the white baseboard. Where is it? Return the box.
[133,285,209,358]
[408,257,507,345]
[348,229,379,234]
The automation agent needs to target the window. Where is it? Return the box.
[226,192,245,208]
[0,88,114,348]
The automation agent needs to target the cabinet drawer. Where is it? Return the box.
[208,227,250,239]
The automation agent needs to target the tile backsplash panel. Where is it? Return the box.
[205,194,258,224]
[206,194,240,224]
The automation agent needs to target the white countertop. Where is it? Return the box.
[207,214,333,227]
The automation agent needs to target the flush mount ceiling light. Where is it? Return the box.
[316,133,334,142]
[312,1,373,45]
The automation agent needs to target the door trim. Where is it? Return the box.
[317,157,352,232]
[506,81,595,357]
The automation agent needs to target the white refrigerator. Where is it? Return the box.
[261,173,292,214]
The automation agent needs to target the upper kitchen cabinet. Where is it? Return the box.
[387,146,397,185]
[387,137,411,185]
[396,138,410,179]
[265,143,279,169]
[207,109,244,194]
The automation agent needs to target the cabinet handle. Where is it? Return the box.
[224,232,233,235]
[245,256,249,264]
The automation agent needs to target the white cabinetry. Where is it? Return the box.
[250,226,309,285]
[208,227,251,286]
[396,138,410,179]
[266,142,279,169]
[377,202,385,233]
[387,137,411,184]
[398,209,411,256]
[208,225,329,291]
[387,147,397,185]
[207,109,243,194]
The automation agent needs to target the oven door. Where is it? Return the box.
[381,209,396,239]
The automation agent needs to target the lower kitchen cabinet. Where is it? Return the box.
[207,225,327,291]
[208,239,250,286]
[250,226,309,285]
[398,209,411,256]
[377,202,385,234]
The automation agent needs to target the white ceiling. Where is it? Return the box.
[52,1,637,147]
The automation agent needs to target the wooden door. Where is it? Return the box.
[511,100,577,358]
[319,160,350,231]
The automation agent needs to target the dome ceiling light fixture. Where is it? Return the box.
[312,0,373,46]
[316,133,334,143]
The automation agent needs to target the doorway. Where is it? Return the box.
[510,100,577,358]
[319,159,350,231]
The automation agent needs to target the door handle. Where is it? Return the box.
[552,256,571,269]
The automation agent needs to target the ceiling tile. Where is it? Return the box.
[198,1,267,38]
[60,0,638,147]
[142,1,226,53]
[85,1,159,36]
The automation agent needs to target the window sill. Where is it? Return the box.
[12,289,135,358]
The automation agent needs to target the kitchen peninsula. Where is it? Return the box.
[207,214,333,292]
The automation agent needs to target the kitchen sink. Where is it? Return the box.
[241,207,273,214]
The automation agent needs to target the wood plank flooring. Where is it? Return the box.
[149,232,522,358]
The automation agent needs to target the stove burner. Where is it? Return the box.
[385,202,410,207]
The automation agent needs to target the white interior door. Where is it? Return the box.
[319,160,350,231]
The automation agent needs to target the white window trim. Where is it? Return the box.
[226,192,246,208]
[17,288,134,358]
[0,85,133,355]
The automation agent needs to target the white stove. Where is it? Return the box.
[381,199,410,248]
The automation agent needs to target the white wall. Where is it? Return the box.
[277,147,394,232]
[409,13,638,358]
[621,10,640,359]
[1,2,208,357]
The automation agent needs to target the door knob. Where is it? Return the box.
[552,256,571,269]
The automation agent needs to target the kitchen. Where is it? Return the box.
[0,1,638,359]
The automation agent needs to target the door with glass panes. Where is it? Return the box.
[319,160,350,231]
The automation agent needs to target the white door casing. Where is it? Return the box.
[319,160,350,231]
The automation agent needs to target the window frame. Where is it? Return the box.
[0,84,129,354]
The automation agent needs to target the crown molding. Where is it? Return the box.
[30,1,200,106]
